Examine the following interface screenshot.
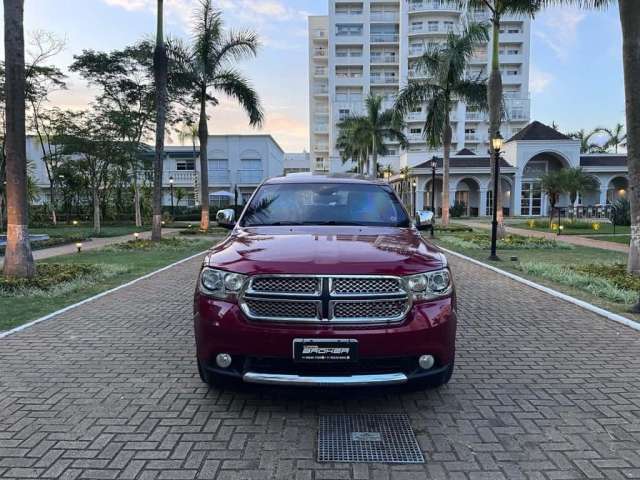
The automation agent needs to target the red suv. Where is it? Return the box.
[194,174,456,388]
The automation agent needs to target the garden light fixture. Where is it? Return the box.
[72,220,78,226]
[76,242,82,253]
[489,132,503,261]
[134,232,140,241]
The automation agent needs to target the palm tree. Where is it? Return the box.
[568,128,604,153]
[175,0,264,230]
[151,0,168,241]
[3,0,35,278]
[540,170,564,227]
[174,187,186,208]
[336,94,407,178]
[597,123,627,153]
[394,23,488,226]
[562,167,598,210]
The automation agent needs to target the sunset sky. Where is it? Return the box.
[0,0,625,152]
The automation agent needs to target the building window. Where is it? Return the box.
[176,160,195,170]
[336,24,363,36]
[339,109,350,120]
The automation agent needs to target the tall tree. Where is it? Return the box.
[174,0,264,230]
[336,94,407,178]
[152,0,168,240]
[568,128,605,153]
[3,0,35,278]
[598,123,627,153]
[540,170,564,227]
[395,23,488,226]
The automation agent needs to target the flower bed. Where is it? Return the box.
[439,232,572,250]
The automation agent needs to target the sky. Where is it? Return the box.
[0,0,626,152]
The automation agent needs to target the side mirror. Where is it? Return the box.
[216,208,236,229]
[415,210,434,231]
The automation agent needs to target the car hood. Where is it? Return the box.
[204,226,445,276]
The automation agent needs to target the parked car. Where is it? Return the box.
[194,174,456,388]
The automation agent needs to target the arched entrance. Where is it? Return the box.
[486,177,513,216]
[454,178,481,217]
[607,176,629,203]
[423,177,443,216]
[520,152,570,216]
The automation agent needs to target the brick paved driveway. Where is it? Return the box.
[1,255,639,480]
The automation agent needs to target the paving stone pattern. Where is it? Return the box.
[0,254,639,479]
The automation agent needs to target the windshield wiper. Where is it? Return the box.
[247,221,305,226]
[302,221,369,226]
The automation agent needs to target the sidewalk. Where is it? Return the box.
[458,220,630,253]
[0,228,182,267]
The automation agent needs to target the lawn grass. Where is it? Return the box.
[0,236,224,332]
[429,230,638,319]
[585,235,630,245]
[29,224,147,239]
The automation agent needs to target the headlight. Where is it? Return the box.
[199,267,247,300]
[404,268,452,301]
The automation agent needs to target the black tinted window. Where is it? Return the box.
[241,183,410,227]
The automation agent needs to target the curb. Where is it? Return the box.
[0,250,208,340]
[440,246,640,332]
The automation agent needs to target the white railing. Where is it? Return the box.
[370,55,398,64]
[314,68,327,77]
[465,111,486,121]
[407,112,423,121]
[314,86,329,94]
[313,29,327,39]
[237,169,264,184]
[370,76,398,85]
[409,47,425,56]
[409,1,460,12]
[370,12,399,21]
[314,143,329,152]
[370,33,399,43]
[208,169,230,184]
[315,106,329,114]
[314,124,329,133]
[315,162,329,171]
[313,49,327,57]
[464,134,483,142]
[410,25,457,35]
[408,133,424,142]
[164,170,194,185]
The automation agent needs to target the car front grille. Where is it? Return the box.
[240,275,410,324]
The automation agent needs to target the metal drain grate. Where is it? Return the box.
[318,414,425,464]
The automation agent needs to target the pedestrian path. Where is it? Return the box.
[0,228,182,267]
[458,220,629,253]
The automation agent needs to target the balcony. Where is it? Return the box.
[164,170,194,185]
[465,111,486,122]
[370,33,399,43]
[370,75,398,85]
[409,25,457,35]
[370,12,399,22]
[408,68,428,79]
[315,161,329,172]
[237,169,264,184]
[409,47,425,57]
[409,1,461,13]
[208,169,230,184]
[464,134,484,143]
[313,85,329,95]
[314,124,329,134]
[407,112,423,122]
[313,48,328,58]
[502,73,522,84]
[314,143,329,152]
[408,133,425,142]
[312,29,328,40]
[370,54,398,64]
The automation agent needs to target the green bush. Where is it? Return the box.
[103,237,204,252]
[610,198,631,226]
[449,202,466,218]
[434,224,473,232]
[0,263,128,297]
[439,232,573,250]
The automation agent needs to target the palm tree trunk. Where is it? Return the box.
[3,0,35,278]
[134,176,142,227]
[620,0,640,277]
[442,120,452,226]
[199,95,210,230]
[488,16,505,237]
[371,136,378,180]
[152,0,167,241]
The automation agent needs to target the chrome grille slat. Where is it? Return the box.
[240,275,411,324]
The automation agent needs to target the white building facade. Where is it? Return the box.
[394,122,629,218]
[28,134,286,208]
[308,0,531,173]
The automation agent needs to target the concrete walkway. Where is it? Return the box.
[0,254,639,479]
[458,220,630,253]
[0,228,183,267]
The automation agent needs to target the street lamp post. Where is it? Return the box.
[489,132,503,261]
[169,176,174,216]
[412,179,417,217]
[430,156,438,238]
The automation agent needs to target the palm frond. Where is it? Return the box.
[214,69,264,127]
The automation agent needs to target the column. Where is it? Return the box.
[599,186,607,206]
[513,174,522,216]
[479,188,488,217]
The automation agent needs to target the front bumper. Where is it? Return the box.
[194,294,456,386]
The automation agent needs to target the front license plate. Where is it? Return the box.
[293,339,358,363]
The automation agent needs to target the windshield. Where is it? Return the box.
[240,182,411,228]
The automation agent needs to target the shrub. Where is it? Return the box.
[103,237,203,252]
[434,224,473,233]
[515,262,638,305]
[610,198,631,226]
[440,232,572,250]
[449,202,466,218]
[0,263,128,297]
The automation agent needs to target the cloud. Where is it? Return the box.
[530,66,554,94]
[534,7,586,61]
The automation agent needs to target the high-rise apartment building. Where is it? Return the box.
[308,0,531,173]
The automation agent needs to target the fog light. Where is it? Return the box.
[418,354,435,370]
[216,353,232,369]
